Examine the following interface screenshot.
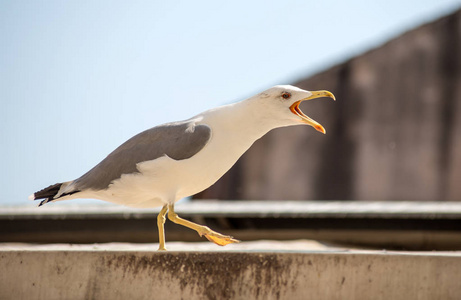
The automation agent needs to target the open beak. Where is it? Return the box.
[289,90,336,134]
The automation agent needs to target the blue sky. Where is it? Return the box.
[1,0,460,206]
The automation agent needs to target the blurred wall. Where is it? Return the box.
[195,9,461,201]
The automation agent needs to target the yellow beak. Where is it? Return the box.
[289,90,336,134]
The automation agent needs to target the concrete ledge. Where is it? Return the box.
[1,248,460,300]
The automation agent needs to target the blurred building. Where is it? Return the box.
[195,9,461,202]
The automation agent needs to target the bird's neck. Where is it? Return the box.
[203,100,276,141]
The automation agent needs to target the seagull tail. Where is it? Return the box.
[30,182,78,207]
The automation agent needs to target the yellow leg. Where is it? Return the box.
[167,204,240,246]
[157,205,169,251]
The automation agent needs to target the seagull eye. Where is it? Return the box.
[282,92,291,99]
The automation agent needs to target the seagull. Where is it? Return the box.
[30,85,335,250]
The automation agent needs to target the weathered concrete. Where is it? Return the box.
[1,248,460,300]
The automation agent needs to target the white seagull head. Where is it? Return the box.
[251,85,336,134]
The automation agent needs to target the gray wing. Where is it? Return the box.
[73,120,212,191]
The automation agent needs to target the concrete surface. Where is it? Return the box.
[0,240,338,251]
[1,241,460,300]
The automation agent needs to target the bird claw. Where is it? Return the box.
[203,232,240,246]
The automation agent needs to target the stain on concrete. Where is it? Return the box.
[99,252,296,300]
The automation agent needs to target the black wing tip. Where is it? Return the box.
[38,199,50,207]
[33,183,63,200]
[34,190,80,207]
[32,183,64,207]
